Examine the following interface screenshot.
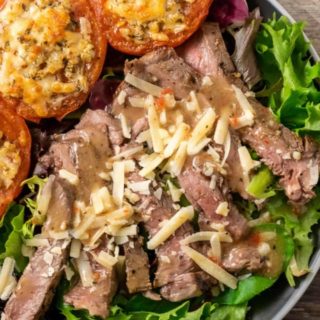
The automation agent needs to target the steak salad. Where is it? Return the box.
[0,0,320,319]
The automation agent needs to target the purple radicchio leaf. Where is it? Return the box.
[209,0,249,28]
[89,78,121,111]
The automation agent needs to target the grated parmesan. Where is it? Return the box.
[147,206,194,250]
[182,246,237,289]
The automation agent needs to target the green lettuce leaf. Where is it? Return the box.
[246,166,276,199]
[206,304,247,320]
[0,204,28,272]
[267,190,320,285]
[22,175,48,231]
[217,276,276,305]
[255,15,320,138]
[56,289,248,320]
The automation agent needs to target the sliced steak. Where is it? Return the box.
[124,47,202,100]
[4,177,74,320]
[64,237,117,318]
[36,109,118,316]
[77,109,124,147]
[124,237,152,294]
[128,171,214,301]
[160,271,215,302]
[178,159,248,241]
[222,244,264,274]
[111,47,203,136]
[224,131,251,199]
[112,47,249,241]
[179,22,320,206]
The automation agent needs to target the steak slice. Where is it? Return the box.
[111,47,203,134]
[77,109,124,147]
[178,159,248,241]
[160,271,215,302]
[124,237,152,294]
[128,171,213,301]
[179,22,320,206]
[4,177,74,320]
[36,109,118,316]
[64,237,117,318]
[221,243,264,274]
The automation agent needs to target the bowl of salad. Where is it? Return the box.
[0,0,319,319]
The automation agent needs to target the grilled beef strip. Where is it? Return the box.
[221,243,265,273]
[37,109,119,316]
[113,47,250,239]
[178,158,264,275]
[179,22,320,206]
[109,50,217,298]
[77,112,153,297]
[64,236,117,318]
[128,171,216,301]
[4,177,74,320]
[111,47,203,136]
[110,50,224,298]
[111,47,266,287]
[178,158,248,241]
[123,237,152,294]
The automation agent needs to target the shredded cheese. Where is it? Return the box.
[128,180,151,195]
[181,231,233,245]
[164,123,190,158]
[112,161,125,206]
[148,104,164,153]
[169,141,188,176]
[25,238,50,248]
[147,206,194,250]
[59,169,79,186]
[167,180,183,202]
[92,251,118,269]
[119,113,131,139]
[0,257,15,296]
[70,239,82,258]
[238,146,260,174]
[0,275,16,301]
[209,233,221,262]
[111,146,143,161]
[91,186,113,214]
[76,252,93,287]
[125,74,163,97]
[216,202,229,217]
[186,91,201,112]
[214,117,229,145]
[116,225,138,237]
[187,108,216,155]
[182,246,237,289]
[231,85,255,129]
[139,154,164,177]
[71,213,96,240]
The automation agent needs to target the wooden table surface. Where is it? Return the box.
[277,1,320,319]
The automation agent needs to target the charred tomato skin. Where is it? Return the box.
[0,106,31,217]
[102,0,213,56]
[2,0,107,122]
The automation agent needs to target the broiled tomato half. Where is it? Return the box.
[101,0,213,55]
[0,0,107,121]
[0,106,31,217]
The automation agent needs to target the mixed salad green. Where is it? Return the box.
[2,5,320,320]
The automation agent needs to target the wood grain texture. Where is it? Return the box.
[278,1,320,319]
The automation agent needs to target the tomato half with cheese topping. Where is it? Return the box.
[0,0,107,121]
[0,106,31,217]
[101,0,213,55]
